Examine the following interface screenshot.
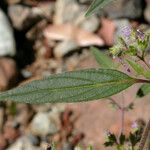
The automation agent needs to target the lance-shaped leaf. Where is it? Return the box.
[85,0,114,17]
[91,47,115,69]
[126,59,150,79]
[126,59,144,75]
[137,84,150,97]
[0,69,138,103]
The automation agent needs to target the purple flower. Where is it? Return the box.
[131,122,138,129]
[105,130,111,137]
[136,29,145,41]
[121,26,131,38]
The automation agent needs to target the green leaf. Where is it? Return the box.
[143,71,150,79]
[125,45,137,56]
[0,69,137,103]
[51,143,56,150]
[137,84,150,97]
[119,134,126,145]
[87,145,93,150]
[126,59,144,75]
[85,0,114,17]
[126,59,150,79]
[91,47,115,69]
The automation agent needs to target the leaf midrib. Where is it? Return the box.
[1,78,136,98]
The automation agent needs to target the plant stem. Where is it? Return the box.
[143,59,150,69]
[137,118,150,150]
[137,55,150,69]
[120,93,125,135]
[137,79,150,84]
[108,98,122,110]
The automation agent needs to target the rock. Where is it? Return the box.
[8,4,44,30]
[3,121,20,143]
[79,16,99,32]
[15,104,35,126]
[8,5,31,30]
[0,58,17,91]
[30,112,60,136]
[7,0,21,4]
[0,8,16,56]
[54,40,78,58]
[6,136,40,150]
[24,58,62,77]
[54,0,84,24]
[44,24,104,57]
[28,134,40,146]
[98,18,115,46]
[44,24,104,46]
[36,1,55,19]
[76,27,104,47]
[103,0,144,19]
[63,142,73,150]
[0,108,4,132]
[144,0,150,23]
[0,134,7,150]
[98,18,131,46]
[54,0,99,31]
[44,24,73,41]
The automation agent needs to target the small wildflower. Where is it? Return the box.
[121,26,132,38]
[131,121,138,129]
[47,144,51,150]
[136,29,145,41]
[105,131,112,137]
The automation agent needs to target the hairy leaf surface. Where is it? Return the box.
[0,69,137,103]
[91,47,115,69]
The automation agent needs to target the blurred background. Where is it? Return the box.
[0,0,150,149]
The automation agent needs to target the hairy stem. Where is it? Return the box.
[120,93,125,135]
[108,97,122,110]
[138,118,150,150]
[137,55,150,69]
[143,59,150,70]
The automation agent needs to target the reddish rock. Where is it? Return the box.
[98,18,115,46]
[0,134,7,150]
[0,57,17,91]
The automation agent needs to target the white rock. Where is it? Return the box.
[54,40,78,58]
[6,136,40,150]
[31,112,60,136]
[0,8,16,56]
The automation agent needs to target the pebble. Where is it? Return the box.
[30,112,60,136]
[103,0,144,19]
[79,16,99,32]
[0,108,4,132]
[8,5,31,30]
[54,0,85,24]
[63,142,73,150]
[6,0,21,4]
[44,24,104,57]
[3,121,20,143]
[28,134,41,146]
[8,4,43,30]
[0,134,7,150]
[0,8,16,56]
[0,58,17,91]
[54,0,99,33]
[54,40,79,58]
[144,0,150,23]
[6,136,40,150]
